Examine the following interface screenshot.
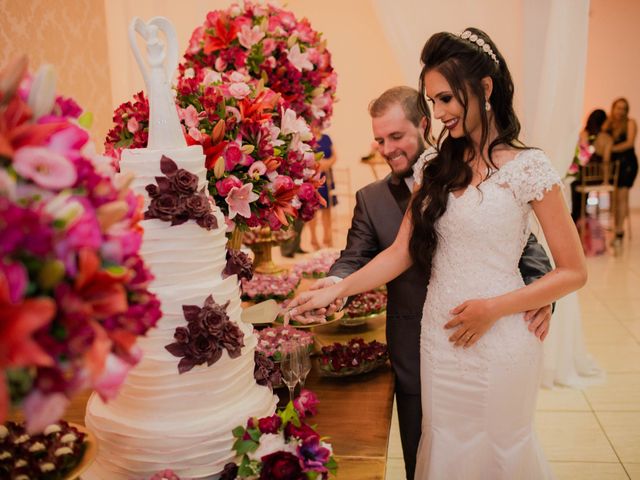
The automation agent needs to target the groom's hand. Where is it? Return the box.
[524,305,552,341]
[308,277,345,317]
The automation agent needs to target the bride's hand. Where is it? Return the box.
[444,298,499,348]
[286,285,340,318]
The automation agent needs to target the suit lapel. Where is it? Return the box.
[386,175,412,214]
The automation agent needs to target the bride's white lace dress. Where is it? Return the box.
[413,149,559,479]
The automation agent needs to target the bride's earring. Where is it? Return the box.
[485,100,491,111]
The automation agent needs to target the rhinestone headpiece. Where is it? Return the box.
[459,30,499,66]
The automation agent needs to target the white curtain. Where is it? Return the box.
[373,0,603,388]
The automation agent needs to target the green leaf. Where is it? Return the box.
[248,427,261,442]
[114,137,133,149]
[326,456,338,474]
[279,401,301,427]
[232,426,245,438]
[238,462,254,477]
[235,439,259,455]
[78,111,94,129]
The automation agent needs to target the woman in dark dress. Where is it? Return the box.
[570,109,612,221]
[309,131,338,249]
[604,98,638,244]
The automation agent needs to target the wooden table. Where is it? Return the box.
[61,315,394,479]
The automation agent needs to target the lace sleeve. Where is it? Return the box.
[413,147,437,186]
[501,149,562,204]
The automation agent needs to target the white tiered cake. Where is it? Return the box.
[84,145,276,479]
[84,17,276,479]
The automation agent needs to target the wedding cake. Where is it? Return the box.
[84,17,276,479]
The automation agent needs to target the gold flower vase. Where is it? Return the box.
[227,226,244,251]
[248,226,285,275]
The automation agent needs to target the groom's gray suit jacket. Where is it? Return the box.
[329,173,552,395]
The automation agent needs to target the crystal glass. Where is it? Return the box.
[297,345,312,388]
[280,343,302,403]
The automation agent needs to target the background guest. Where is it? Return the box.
[309,128,338,249]
[604,97,638,244]
[570,109,612,221]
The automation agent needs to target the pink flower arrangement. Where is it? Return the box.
[105,71,326,231]
[224,390,337,479]
[181,1,337,131]
[344,288,387,319]
[256,326,313,361]
[0,61,160,433]
[241,271,301,302]
[292,249,340,278]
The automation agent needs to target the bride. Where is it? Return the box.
[287,27,586,479]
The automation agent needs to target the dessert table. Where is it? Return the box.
[62,314,395,479]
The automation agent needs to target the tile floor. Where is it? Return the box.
[378,210,640,479]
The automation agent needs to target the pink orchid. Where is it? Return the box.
[13,146,77,190]
[226,183,259,219]
[287,44,313,72]
[237,24,265,49]
[23,390,69,434]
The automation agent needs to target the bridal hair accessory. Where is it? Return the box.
[459,30,499,65]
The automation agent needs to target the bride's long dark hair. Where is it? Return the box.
[409,27,526,272]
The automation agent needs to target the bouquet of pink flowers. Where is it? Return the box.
[223,390,337,479]
[105,71,325,231]
[0,60,160,432]
[181,1,337,131]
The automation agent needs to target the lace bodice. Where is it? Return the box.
[416,148,561,369]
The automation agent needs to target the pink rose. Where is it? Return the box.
[228,82,251,100]
[293,389,318,418]
[297,182,316,202]
[127,117,139,133]
[215,57,228,72]
[223,143,244,170]
[216,175,243,197]
[262,38,276,55]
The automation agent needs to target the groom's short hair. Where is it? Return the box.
[368,86,427,127]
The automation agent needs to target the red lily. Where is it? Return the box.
[0,95,67,158]
[203,15,238,54]
[0,297,56,424]
[271,184,300,226]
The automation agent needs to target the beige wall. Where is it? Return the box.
[584,0,640,207]
[285,1,406,196]
[0,0,113,148]
[104,0,405,206]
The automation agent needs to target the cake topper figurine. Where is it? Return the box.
[128,16,186,149]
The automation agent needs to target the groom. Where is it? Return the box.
[308,86,554,479]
